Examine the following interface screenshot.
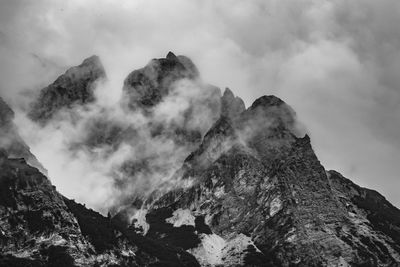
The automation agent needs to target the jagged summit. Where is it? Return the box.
[249,95,285,109]
[166,51,178,60]
[221,87,246,120]
[28,55,106,124]
[122,52,200,110]
[81,54,102,66]
[2,53,400,266]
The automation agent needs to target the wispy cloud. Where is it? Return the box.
[1,0,400,207]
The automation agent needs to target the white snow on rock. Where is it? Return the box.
[214,185,225,198]
[189,233,226,266]
[130,208,150,235]
[189,233,262,266]
[269,196,282,216]
[165,208,196,227]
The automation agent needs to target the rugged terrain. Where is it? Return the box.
[0,53,399,266]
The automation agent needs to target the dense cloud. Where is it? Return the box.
[1,0,400,208]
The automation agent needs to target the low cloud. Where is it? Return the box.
[1,0,400,207]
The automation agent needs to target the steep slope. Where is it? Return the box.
[136,95,400,266]
[0,97,46,174]
[0,149,200,267]
[28,55,106,124]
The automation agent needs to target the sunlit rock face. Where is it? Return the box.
[4,53,400,266]
[28,55,106,124]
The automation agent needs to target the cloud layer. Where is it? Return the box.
[1,0,400,207]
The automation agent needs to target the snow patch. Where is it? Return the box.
[269,196,282,216]
[166,208,195,227]
[130,209,149,235]
[189,233,226,265]
[189,233,262,266]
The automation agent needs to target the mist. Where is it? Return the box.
[1,0,400,208]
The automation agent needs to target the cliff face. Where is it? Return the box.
[3,53,400,266]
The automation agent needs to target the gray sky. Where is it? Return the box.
[1,0,399,208]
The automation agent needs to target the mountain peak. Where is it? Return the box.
[166,51,178,60]
[250,95,285,109]
[28,56,106,124]
[122,53,200,110]
[221,87,245,120]
[81,54,103,68]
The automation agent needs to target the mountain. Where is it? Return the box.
[0,148,199,267]
[140,96,400,266]
[28,55,106,124]
[122,51,200,111]
[1,53,399,266]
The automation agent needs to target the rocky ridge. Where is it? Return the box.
[1,52,399,266]
[28,55,106,124]
[0,134,199,266]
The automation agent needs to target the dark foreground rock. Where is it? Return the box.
[0,150,199,266]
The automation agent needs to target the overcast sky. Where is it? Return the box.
[1,0,399,208]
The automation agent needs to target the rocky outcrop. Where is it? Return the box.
[0,97,46,174]
[135,95,400,266]
[221,88,245,120]
[10,52,400,266]
[122,51,199,111]
[28,55,106,124]
[0,151,199,267]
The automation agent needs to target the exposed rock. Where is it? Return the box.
[9,53,400,266]
[139,95,400,266]
[221,87,246,120]
[28,55,106,124]
[0,153,200,266]
[0,97,46,174]
[122,51,199,111]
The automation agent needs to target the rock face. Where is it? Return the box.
[67,53,222,209]
[0,150,199,267]
[0,97,46,174]
[4,53,400,266]
[28,55,106,124]
[136,94,400,266]
[221,88,245,120]
[122,51,200,111]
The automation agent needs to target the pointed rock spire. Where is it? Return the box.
[166,51,178,60]
[221,87,245,120]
